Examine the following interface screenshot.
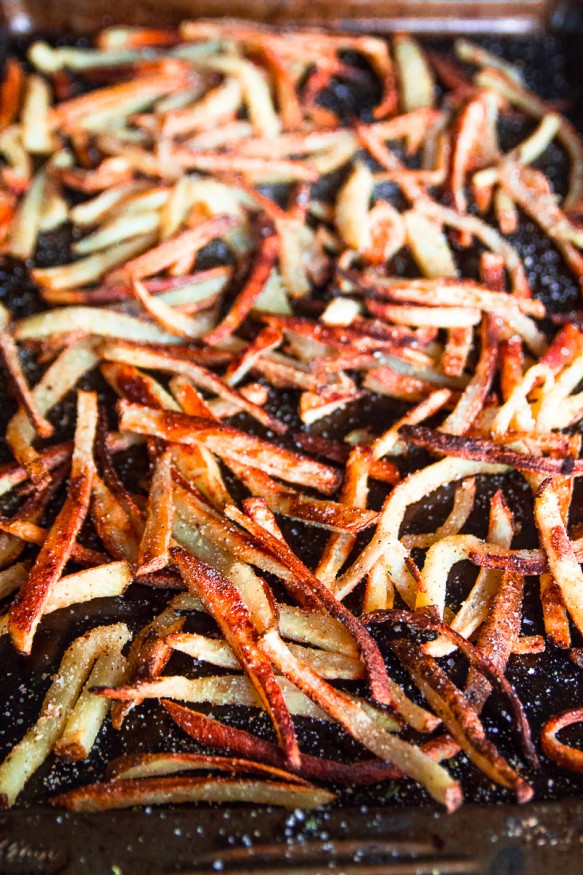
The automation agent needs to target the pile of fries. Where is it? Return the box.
[0,21,583,813]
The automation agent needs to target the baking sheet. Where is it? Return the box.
[0,28,582,875]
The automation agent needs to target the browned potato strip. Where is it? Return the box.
[8,391,98,653]
[173,548,301,768]
[137,449,174,574]
[52,776,335,812]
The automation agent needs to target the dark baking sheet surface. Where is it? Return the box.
[0,30,583,875]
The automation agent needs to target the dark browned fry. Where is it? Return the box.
[163,701,403,785]
[399,425,583,477]
[8,391,98,653]
[172,548,301,769]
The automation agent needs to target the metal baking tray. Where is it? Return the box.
[1,3,583,873]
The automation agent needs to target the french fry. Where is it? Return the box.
[137,449,174,574]
[393,35,435,112]
[53,776,334,812]
[53,627,130,760]
[8,391,98,653]
[0,624,129,807]
[164,701,402,785]
[173,549,300,768]
[542,709,583,774]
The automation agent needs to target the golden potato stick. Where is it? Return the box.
[425,489,514,658]
[16,305,183,345]
[196,54,280,138]
[360,275,544,318]
[118,402,339,494]
[464,571,525,711]
[0,561,131,637]
[108,751,308,784]
[392,638,531,803]
[161,78,243,138]
[102,343,285,433]
[362,456,507,611]
[534,478,583,637]
[540,573,570,649]
[0,58,23,128]
[21,73,53,153]
[101,362,179,415]
[44,267,229,306]
[54,627,131,761]
[96,674,328,721]
[130,278,214,340]
[261,47,302,130]
[542,709,583,775]
[0,623,129,807]
[415,534,483,619]
[137,449,174,575]
[0,563,28,600]
[475,67,583,213]
[371,388,452,458]
[72,211,160,256]
[224,325,282,386]
[440,314,500,435]
[164,701,403,786]
[278,605,358,657]
[0,329,53,439]
[205,229,280,345]
[173,149,319,184]
[8,391,98,653]
[172,442,232,514]
[403,478,476,551]
[442,326,474,378]
[366,610,537,767]
[449,97,490,216]
[368,300,479,328]
[173,548,300,769]
[316,445,371,588]
[6,165,47,260]
[393,34,435,112]
[335,162,373,251]
[226,458,377,534]
[30,233,158,292]
[168,631,364,680]
[51,71,191,126]
[399,425,583,477]
[260,629,460,810]
[93,470,141,563]
[5,337,98,487]
[110,600,186,729]
[52,775,334,812]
